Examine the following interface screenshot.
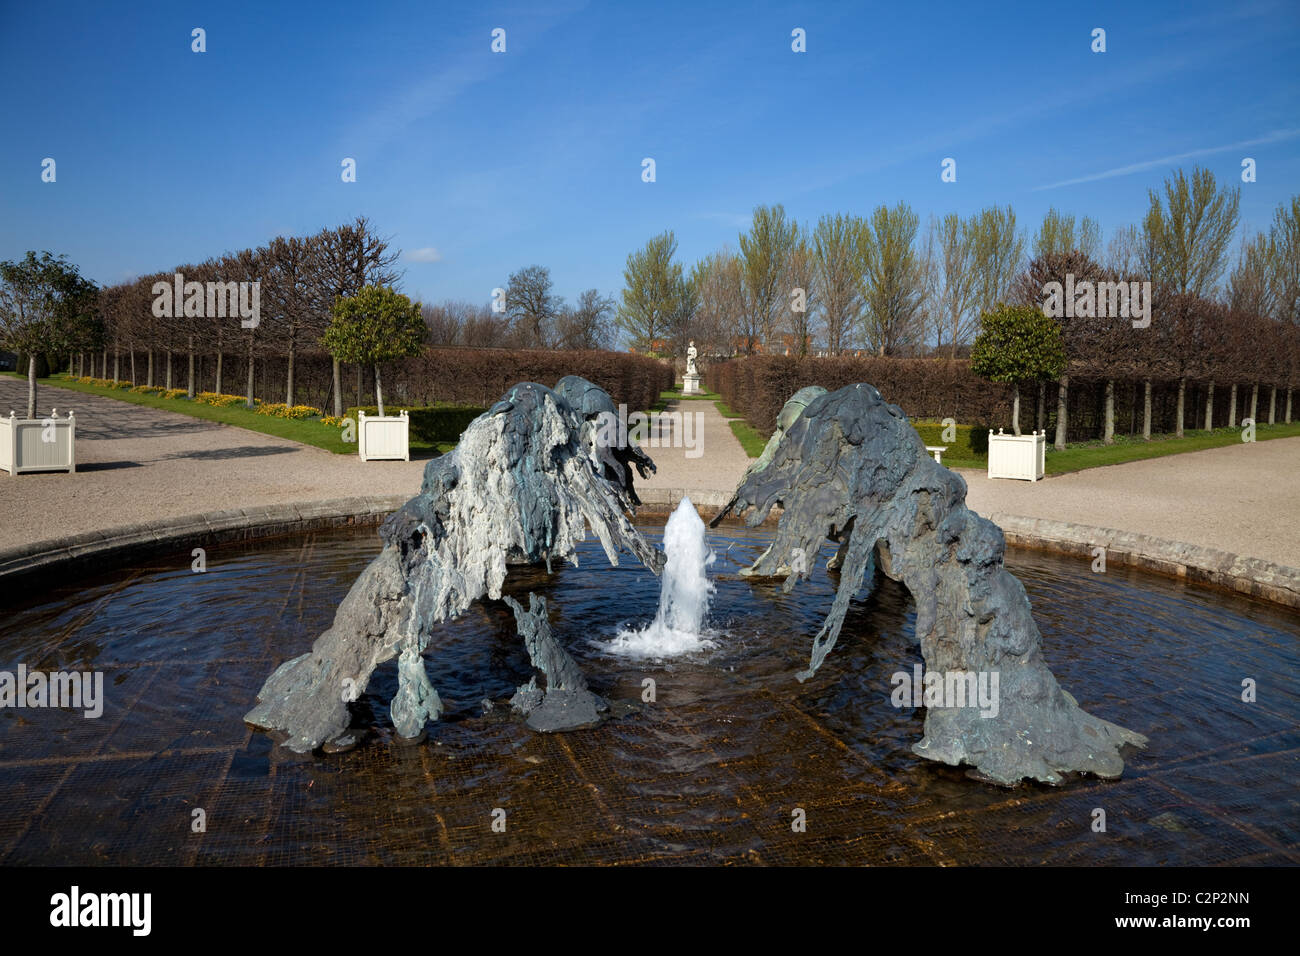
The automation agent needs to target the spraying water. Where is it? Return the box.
[605,497,716,658]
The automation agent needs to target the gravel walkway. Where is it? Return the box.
[0,380,425,547]
[957,436,1300,570]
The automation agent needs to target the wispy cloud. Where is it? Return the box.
[407,247,442,263]
[1032,129,1300,191]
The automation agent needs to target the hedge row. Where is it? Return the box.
[91,347,675,417]
[382,348,675,413]
[705,355,1014,435]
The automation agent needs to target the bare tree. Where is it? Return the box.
[689,247,744,357]
[555,289,615,350]
[504,264,561,348]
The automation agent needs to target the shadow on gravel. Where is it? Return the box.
[159,445,298,461]
[74,461,144,472]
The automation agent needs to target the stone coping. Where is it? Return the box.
[2,494,1296,611]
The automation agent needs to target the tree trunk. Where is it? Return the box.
[286,347,295,408]
[165,350,173,390]
[26,355,38,419]
[1054,376,1068,451]
[1268,386,1276,425]
[1286,387,1293,423]
[1250,384,1258,423]
[1228,383,1237,428]
[1143,379,1152,440]
[1011,383,1021,436]
[113,350,119,384]
[1175,377,1186,438]
[332,358,343,417]
[130,348,136,384]
[101,348,107,378]
[246,342,255,407]
[147,350,155,387]
[1036,383,1045,433]
[374,364,385,417]
[1204,382,1214,431]
[1103,380,1115,444]
[215,352,223,395]
[187,336,196,398]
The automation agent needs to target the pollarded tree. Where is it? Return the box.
[322,285,425,416]
[970,304,1066,436]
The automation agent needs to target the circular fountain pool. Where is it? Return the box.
[1,521,1296,865]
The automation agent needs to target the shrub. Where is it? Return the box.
[130,385,165,395]
[347,404,485,445]
[162,388,187,400]
[968,425,991,455]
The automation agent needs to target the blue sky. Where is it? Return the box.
[2,0,1297,312]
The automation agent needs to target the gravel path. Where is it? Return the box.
[3,379,1297,573]
[636,397,754,506]
[0,380,425,546]
[957,436,1300,570]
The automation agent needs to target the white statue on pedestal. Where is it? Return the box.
[686,341,697,375]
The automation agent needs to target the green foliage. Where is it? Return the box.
[970,304,1066,385]
[322,285,425,366]
[346,404,485,445]
[616,231,690,351]
[968,424,990,455]
[0,251,99,357]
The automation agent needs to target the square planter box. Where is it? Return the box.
[358,410,410,462]
[987,429,1045,481]
[1,409,76,474]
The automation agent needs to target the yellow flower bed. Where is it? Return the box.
[195,392,254,407]
[255,402,323,420]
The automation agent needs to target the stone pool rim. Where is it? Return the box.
[2,488,1297,610]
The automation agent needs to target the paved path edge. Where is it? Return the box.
[3,493,1296,611]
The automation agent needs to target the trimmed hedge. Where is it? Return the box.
[346,404,486,445]
[705,355,1013,436]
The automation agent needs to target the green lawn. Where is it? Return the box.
[4,373,452,455]
[927,422,1300,474]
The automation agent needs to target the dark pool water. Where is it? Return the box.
[1,521,1296,866]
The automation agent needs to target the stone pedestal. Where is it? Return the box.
[682,373,700,395]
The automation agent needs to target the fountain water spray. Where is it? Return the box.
[607,497,716,658]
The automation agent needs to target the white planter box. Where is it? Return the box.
[1,409,76,475]
[987,429,1045,481]
[358,410,410,462]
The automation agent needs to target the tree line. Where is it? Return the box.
[613,167,1299,382]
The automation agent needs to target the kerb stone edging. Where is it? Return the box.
[987,512,1300,610]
